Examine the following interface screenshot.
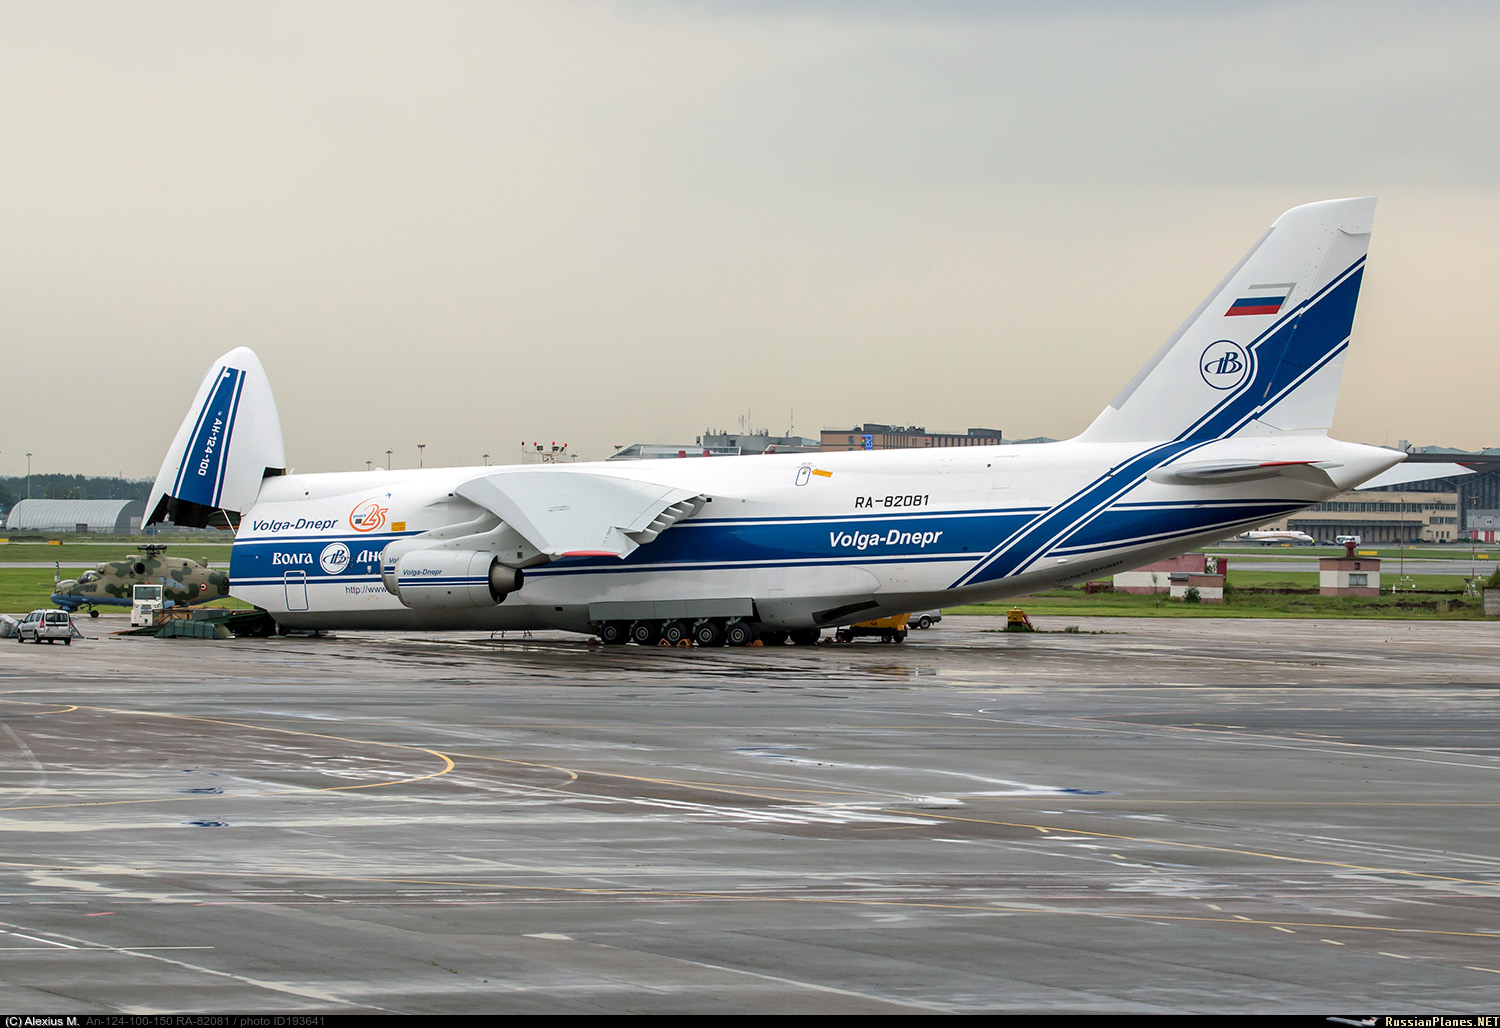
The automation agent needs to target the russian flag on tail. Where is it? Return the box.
[1225,293,1288,317]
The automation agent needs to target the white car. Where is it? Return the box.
[16,609,74,644]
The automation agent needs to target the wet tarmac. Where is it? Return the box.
[2,615,1498,1013]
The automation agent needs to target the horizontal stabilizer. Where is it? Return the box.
[455,471,705,560]
[1148,459,1339,488]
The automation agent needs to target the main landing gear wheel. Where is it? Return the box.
[759,630,788,647]
[693,620,726,648]
[598,621,628,645]
[724,620,756,647]
[790,628,822,646]
[89,609,100,619]
[661,620,691,645]
[629,620,661,646]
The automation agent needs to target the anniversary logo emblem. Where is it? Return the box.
[349,497,389,533]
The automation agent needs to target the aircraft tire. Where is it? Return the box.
[89,609,100,619]
[598,621,628,646]
[790,628,821,646]
[724,620,755,647]
[759,630,788,647]
[661,620,690,645]
[629,620,661,646]
[693,620,726,648]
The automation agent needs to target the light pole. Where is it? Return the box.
[417,443,425,469]
[482,453,490,466]
[25,452,32,499]
[385,449,392,471]
[365,460,372,472]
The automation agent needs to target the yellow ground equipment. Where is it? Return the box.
[1006,607,1035,632]
[835,612,911,644]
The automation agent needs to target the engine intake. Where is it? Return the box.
[380,549,522,609]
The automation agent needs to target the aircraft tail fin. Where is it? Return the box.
[144,347,286,528]
[1079,197,1375,444]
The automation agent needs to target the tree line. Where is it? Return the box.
[0,476,151,509]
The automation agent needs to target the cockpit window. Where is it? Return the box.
[78,571,100,583]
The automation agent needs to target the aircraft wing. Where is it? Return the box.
[454,471,705,560]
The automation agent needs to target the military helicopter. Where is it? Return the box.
[51,544,230,617]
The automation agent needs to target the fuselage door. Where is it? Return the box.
[283,571,309,612]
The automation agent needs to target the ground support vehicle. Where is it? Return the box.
[835,613,911,643]
[130,584,164,627]
[16,609,74,644]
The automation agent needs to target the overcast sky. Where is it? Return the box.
[3,0,1498,477]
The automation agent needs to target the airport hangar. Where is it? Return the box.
[4,497,146,535]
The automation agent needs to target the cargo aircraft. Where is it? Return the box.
[145,197,1408,645]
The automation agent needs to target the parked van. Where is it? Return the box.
[16,609,74,644]
[1335,535,1362,547]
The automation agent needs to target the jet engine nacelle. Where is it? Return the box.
[381,549,522,609]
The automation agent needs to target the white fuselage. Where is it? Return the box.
[229,435,1400,632]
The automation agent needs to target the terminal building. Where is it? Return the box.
[611,423,1001,460]
[609,428,820,461]
[820,424,1003,452]
[1255,448,1500,544]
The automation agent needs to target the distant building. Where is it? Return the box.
[820,424,1003,452]
[608,443,733,461]
[1255,446,1500,543]
[1114,553,1226,601]
[700,428,820,456]
[609,427,820,461]
[1283,489,1460,544]
[5,498,145,534]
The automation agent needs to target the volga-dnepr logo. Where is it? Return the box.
[319,542,351,575]
[1199,340,1250,391]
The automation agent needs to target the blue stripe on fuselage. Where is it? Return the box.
[228,498,1303,590]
